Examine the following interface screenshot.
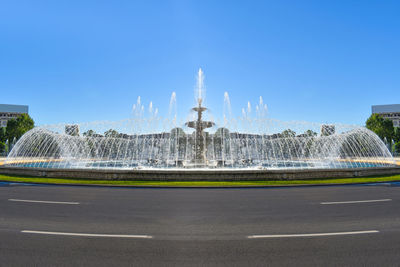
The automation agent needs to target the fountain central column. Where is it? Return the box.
[185,99,214,165]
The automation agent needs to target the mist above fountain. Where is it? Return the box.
[4,69,396,170]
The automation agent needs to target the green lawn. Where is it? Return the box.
[1,174,400,187]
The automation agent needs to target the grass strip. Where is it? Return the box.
[0,174,400,187]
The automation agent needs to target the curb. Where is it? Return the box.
[1,179,400,189]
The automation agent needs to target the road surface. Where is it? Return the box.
[1,182,400,266]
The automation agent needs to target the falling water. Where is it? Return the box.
[169,92,177,125]
[223,92,232,126]
[4,68,396,170]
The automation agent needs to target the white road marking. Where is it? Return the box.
[321,199,392,205]
[248,230,379,239]
[8,199,79,205]
[21,230,153,239]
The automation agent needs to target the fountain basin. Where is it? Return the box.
[1,164,399,181]
[2,69,397,180]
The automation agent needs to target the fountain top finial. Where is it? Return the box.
[186,68,215,131]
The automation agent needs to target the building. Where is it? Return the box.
[321,124,335,136]
[65,124,80,136]
[372,104,400,127]
[0,104,29,128]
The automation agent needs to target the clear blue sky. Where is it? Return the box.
[1,0,399,127]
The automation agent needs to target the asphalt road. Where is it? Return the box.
[1,182,400,266]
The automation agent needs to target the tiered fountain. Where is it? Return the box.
[1,69,399,180]
[185,69,215,167]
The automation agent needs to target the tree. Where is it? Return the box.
[0,141,5,154]
[366,114,394,142]
[104,129,119,138]
[304,129,317,137]
[6,114,34,141]
[0,127,6,142]
[395,142,400,154]
[83,129,96,137]
[0,128,7,154]
[281,129,296,138]
[394,127,400,143]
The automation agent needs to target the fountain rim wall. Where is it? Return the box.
[1,165,399,181]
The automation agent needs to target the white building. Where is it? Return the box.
[0,104,29,128]
[65,124,80,136]
[372,104,400,127]
[321,124,335,136]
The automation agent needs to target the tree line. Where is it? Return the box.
[0,114,34,154]
[366,114,400,154]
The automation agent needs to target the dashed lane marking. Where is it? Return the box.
[248,230,379,238]
[9,199,80,205]
[321,199,392,205]
[21,230,153,239]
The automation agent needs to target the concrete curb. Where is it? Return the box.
[1,165,400,181]
[1,178,400,189]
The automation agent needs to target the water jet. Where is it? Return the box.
[1,69,398,180]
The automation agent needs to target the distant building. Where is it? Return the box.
[372,104,400,127]
[0,104,29,128]
[65,125,80,136]
[321,124,335,136]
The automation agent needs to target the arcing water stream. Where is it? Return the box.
[5,69,395,170]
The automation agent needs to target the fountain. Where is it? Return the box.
[185,69,215,167]
[1,69,399,180]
